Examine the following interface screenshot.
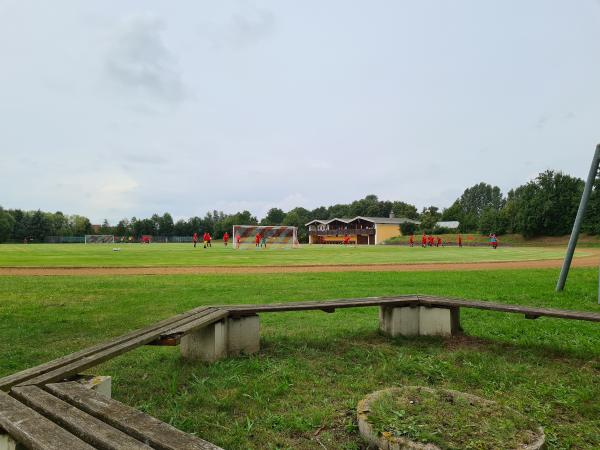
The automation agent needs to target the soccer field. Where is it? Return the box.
[0,243,584,267]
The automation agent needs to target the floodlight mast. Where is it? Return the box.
[556,144,600,302]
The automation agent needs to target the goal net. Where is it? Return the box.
[232,225,299,249]
[85,235,115,244]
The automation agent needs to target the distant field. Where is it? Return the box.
[0,243,583,268]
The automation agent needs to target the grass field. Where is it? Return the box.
[0,243,584,267]
[1,269,599,449]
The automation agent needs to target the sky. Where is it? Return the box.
[1,0,599,223]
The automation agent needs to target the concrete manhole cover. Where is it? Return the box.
[357,386,544,450]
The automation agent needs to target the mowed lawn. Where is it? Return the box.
[0,243,583,267]
[1,269,599,449]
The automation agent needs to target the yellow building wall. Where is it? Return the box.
[375,224,402,244]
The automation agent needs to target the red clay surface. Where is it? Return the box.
[0,252,598,276]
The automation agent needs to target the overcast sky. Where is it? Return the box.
[1,1,599,223]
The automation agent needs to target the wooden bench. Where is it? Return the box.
[1,383,221,450]
[1,294,598,449]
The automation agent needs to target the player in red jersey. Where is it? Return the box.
[223,232,229,246]
[255,233,261,247]
[203,232,208,248]
[421,233,427,248]
[437,236,442,247]
[409,234,414,247]
[193,232,198,248]
[343,233,350,246]
[457,234,463,248]
[236,234,241,249]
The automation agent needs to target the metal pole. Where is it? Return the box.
[556,143,600,292]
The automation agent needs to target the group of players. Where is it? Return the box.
[192,231,269,249]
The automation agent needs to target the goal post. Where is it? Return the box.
[232,225,299,249]
[84,235,115,244]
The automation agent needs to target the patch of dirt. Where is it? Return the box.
[0,251,598,276]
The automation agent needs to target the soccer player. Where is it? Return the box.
[255,233,261,247]
[193,232,198,248]
[437,236,442,247]
[236,234,241,249]
[421,233,427,248]
[428,235,434,247]
[261,234,267,248]
[409,234,414,247]
[223,232,229,246]
[343,233,350,246]
[203,232,208,248]
[207,232,212,248]
[490,233,498,249]
[458,234,463,248]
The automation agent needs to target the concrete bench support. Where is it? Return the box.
[380,306,460,337]
[0,433,21,450]
[181,320,227,362]
[227,315,260,356]
[180,316,260,363]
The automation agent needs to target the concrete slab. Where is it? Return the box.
[379,306,420,337]
[227,315,260,356]
[181,320,227,362]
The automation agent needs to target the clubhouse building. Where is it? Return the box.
[306,214,420,245]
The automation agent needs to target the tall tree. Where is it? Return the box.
[261,208,286,225]
[506,170,583,237]
[0,207,15,243]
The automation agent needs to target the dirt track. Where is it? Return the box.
[0,252,598,276]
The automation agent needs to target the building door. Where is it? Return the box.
[368,234,375,245]
[357,235,368,245]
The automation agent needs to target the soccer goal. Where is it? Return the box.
[85,235,115,244]
[232,225,299,249]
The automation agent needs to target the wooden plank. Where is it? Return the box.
[226,295,419,316]
[12,385,152,450]
[0,391,94,450]
[0,305,213,391]
[21,309,226,387]
[147,310,229,345]
[46,382,223,450]
[418,296,600,322]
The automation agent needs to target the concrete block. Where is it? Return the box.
[76,375,112,399]
[227,315,260,356]
[419,306,459,336]
[379,306,420,337]
[0,434,20,450]
[181,320,227,362]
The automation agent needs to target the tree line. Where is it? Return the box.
[2,168,600,243]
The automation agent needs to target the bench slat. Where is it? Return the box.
[46,382,222,450]
[0,305,213,391]
[154,310,229,344]
[12,385,152,450]
[418,296,600,322]
[0,391,94,450]
[226,295,419,316]
[21,308,223,387]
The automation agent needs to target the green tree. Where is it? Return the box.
[157,213,174,236]
[261,208,286,225]
[507,170,583,237]
[392,201,419,220]
[419,206,442,233]
[70,215,93,235]
[0,207,15,242]
[28,210,52,241]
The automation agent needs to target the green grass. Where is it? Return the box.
[1,269,599,449]
[0,243,584,267]
[367,386,540,449]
